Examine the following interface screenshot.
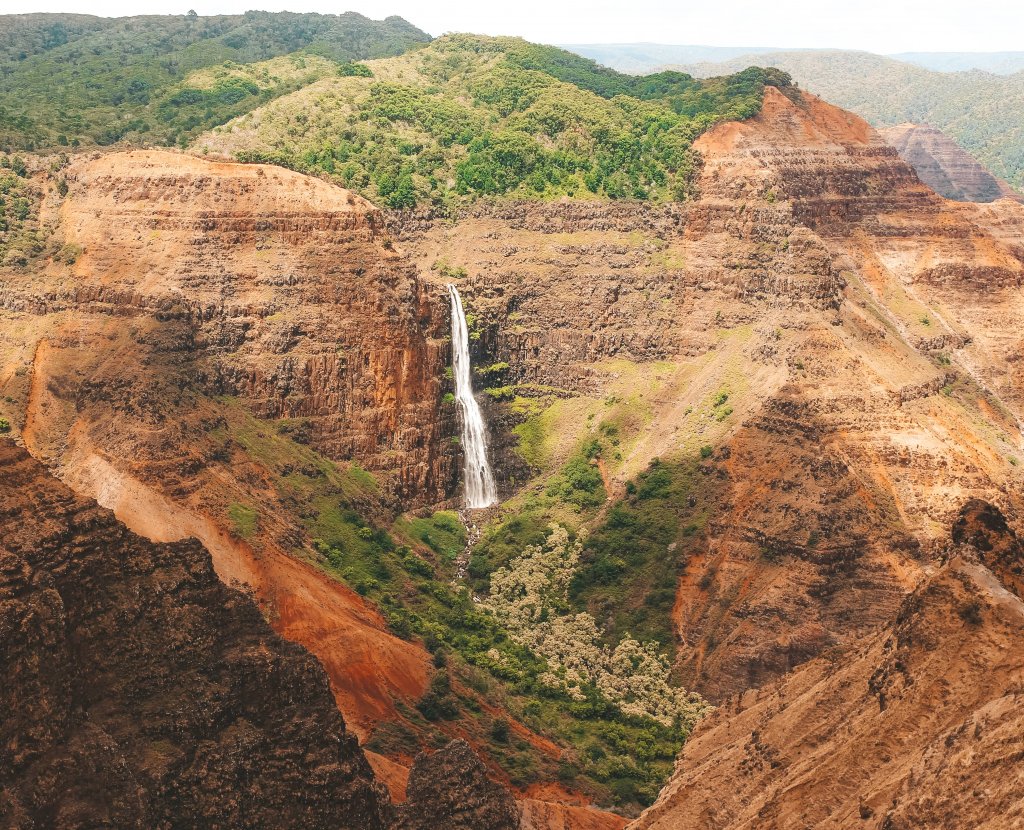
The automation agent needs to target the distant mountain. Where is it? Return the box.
[893,50,1024,74]
[558,43,782,74]
[0,11,431,150]
[879,123,1022,203]
[562,43,1024,77]
[665,49,1024,192]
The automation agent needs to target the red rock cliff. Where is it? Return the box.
[629,502,1024,830]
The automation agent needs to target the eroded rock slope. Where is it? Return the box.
[629,503,1024,830]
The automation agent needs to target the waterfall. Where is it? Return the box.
[447,284,498,508]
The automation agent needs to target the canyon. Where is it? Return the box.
[395,87,1024,701]
[2,44,1024,830]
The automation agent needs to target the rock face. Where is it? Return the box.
[879,123,1024,203]
[952,498,1024,599]
[0,439,392,829]
[393,739,521,830]
[628,506,1024,830]
[27,150,454,503]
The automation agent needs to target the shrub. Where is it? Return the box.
[958,600,983,625]
[0,417,10,433]
[417,670,460,720]
[547,453,605,508]
[338,61,373,77]
[490,719,511,743]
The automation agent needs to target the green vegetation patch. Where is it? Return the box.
[0,158,44,266]
[570,455,715,653]
[211,397,692,810]
[393,510,466,563]
[545,440,606,509]
[223,34,792,208]
[227,502,258,538]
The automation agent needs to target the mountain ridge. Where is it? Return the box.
[654,48,1024,191]
[0,11,431,150]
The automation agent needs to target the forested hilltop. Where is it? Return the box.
[199,34,793,207]
[0,11,430,150]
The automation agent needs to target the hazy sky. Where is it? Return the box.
[6,0,1023,54]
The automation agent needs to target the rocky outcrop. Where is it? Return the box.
[953,499,1024,599]
[880,123,1024,203]
[629,508,1024,830]
[0,439,392,828]
[394,739,521,830]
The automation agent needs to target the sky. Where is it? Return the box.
[5,0,1024,55]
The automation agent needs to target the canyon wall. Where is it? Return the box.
[0,150,446,747]
[880,123,1023,204]
[629,502,1024,830]
[4,150,454,503]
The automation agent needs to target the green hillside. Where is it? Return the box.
[0,11,430,151]
[200,34,792,208]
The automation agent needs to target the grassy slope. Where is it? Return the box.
[199,34,791,207]
[0,11,430,150]
[206,395,695,813]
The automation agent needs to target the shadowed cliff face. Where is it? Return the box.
[628,504,1024,830]
[0,439,392,829]
[0,439,538,830]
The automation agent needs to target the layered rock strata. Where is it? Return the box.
[880,123,1024,203]
[629,503,1024,830]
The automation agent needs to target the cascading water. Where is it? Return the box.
[447,284,498,508]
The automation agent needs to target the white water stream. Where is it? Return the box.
[448,284,498,508]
